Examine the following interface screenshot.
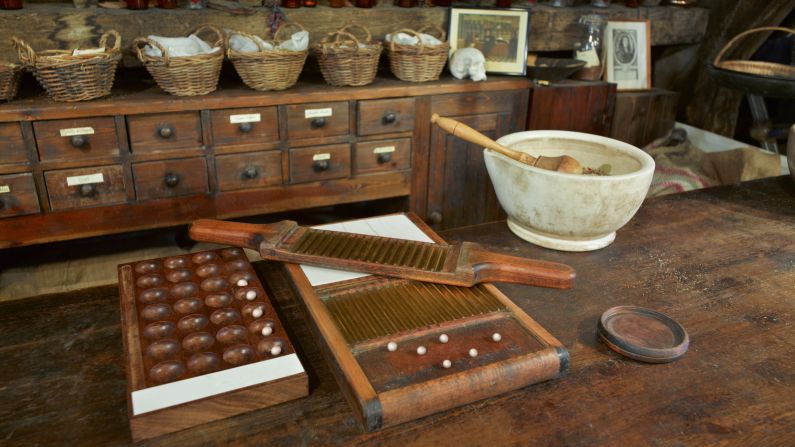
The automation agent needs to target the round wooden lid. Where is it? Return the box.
[597,306,689,363]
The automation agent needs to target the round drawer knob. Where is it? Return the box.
[164,172,180,188]
[310,118,326,129]
[428,211,443,225]
[377,153,392,164]
[158,125,174,139]
[243,166,259,179]
[70,135,87,148]
[238,122,253,133]
[313,160,330,172]
[79,184,96,197]
[382,112,397,124]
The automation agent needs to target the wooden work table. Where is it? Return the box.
[1,176,794,445]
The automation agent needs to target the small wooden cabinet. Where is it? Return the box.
[527,81,616,136]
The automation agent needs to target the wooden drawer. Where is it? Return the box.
[357,98,415,136]
[44,165,127,211]
[33,117,118,161]
[0,173,40,218]
[132,157,208,201]
[127,112,202,153]
[211,107,279,147]
[216,151,282,191]
[0,123,27,164]
[354,138,411,175]
[289,144,350,184]
[286,102,349,140]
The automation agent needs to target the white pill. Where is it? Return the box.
[492,333,502,342]
[387,341,398,352]
[245,290,257,300]
[237,279,249,287]
[252,308,263,318]
[439,334,449,343]
[417,346,427,355]
[270,345,282,356]
[442,359,451,369]
[261,325,273,336]
[469,348,478,358]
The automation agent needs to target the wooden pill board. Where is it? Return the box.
[118,248,308,441]
[284,213,568,431]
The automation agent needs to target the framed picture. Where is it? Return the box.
[605,19,651,90]
[449,8,530,76]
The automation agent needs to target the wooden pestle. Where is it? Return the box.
[431,114,582,174]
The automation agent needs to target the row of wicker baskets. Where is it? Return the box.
[4,24,451,102]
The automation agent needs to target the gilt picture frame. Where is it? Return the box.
[449,8,530,76]
[605,19,652,90]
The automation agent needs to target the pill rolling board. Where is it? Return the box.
[118,248,308,441]
[283,213,569,431]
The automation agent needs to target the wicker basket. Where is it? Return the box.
[0,64,22,102]
[134,25,224,97]
[11,31,121,102]
[315,24,382,87]
[386,26,449,83]
[714,27,795,80]
[227,23,309,91]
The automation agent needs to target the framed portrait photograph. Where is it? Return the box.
[605,19,651,90]
[449,8,530,76]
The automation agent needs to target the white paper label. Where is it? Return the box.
[59,127,95,137]
[373,146,396,154]
[304,108,333,119]
[0,185,9,194]
[66,173,104,186]
[72,47,105,56]
[312,153,331,161]
[229,113,261,124]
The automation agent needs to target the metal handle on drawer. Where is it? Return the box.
[164,172,181,188]
[79,184,96,197]
[238,122,253,133]
[428,211,443,225]
[243,166,259,179]
[310,118,326,129]
[377,153,392,164]
[382,112,397,125]
[313,159,330,172]
[158,125,174,139]
[70,135,87,148]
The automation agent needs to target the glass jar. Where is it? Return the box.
[355,0,374,7]
[281,0,301,7]
[549,0,573,6]
[329,0,345,6]
[590,0,609,7]
[0,0,23,9]
[126,0,149,9]
[303,0,316,6]
[158,0,177,8]
[572,14,606,81]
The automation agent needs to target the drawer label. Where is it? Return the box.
[59,127,95,137]
[312,153,331,161]
[373,146,396,154]
[66,173,104,186]
[304,108,333,119]
[229,113,261,124]
[0,185,9,194]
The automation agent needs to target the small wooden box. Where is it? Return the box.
[284,213,568,431]
[118,248,308,441]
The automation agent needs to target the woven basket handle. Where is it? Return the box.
[330,31,362,50]
[133,37,172,66]
[714,26,795,65]
[274,22,306,43]
[339,24,373,44]
[193,24,225,49]
[389,29,425,52]
[99,30,122,52]
[11,37,36,67]
[418,25,447,42]
[225,30,269,56]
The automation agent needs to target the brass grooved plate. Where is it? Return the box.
[293,229,450,272]
[321,281,506,344]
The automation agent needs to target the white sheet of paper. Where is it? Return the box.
[300,214,435,287]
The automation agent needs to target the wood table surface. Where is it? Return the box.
[1,176,794,446]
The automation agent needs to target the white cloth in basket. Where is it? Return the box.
[143,34,221,58]
[385,32,442,46]
[229,31,309,53]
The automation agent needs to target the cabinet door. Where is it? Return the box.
[527,81,616,136]
[426,113,509,230]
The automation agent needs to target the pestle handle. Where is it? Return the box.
[431,114,536,165]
